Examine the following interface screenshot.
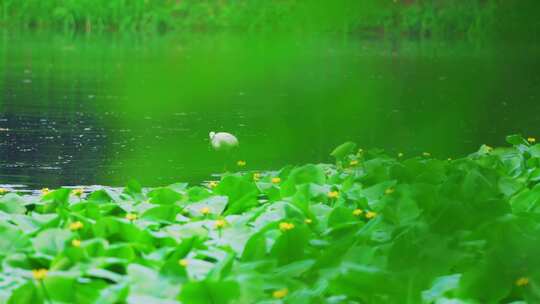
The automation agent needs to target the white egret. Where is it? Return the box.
[209,131,239,151]
[209,131,240,172]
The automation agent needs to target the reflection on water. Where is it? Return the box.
[1,32,539,188]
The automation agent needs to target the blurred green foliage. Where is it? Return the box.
[0,0,539,40]
[0,136,539,302]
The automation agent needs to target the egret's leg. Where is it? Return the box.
[224,151,231,173]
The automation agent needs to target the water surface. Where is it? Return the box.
[1,32,539,188]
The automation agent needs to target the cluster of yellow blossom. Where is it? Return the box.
[69,221,84,231]
[352,209,363,216]
[352,208,377,219]
[515,277,529,287]
[32,269,48,280]
[384,188,395,195]
[215,219,227,229]
[125,213,138,221]
[365,211,377,219]
[201,207,211,215]
[272,288,288,299]
[178,259,189,267]
[279,222,295,232]
[327,191,339,199]
[72,188,84,197]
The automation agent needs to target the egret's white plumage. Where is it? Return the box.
[209,131,239,151]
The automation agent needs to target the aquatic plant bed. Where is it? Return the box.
[0,135,539,303]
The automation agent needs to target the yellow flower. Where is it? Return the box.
[178,259,189,267]
[422,152,431,157]
[352,209,363,216]
[208,181,218,189]
[271,177,281,184]
[398,152,404,158]
[327,191,339,199]
[125,213,138,221]
[304,218,313,224]
[253,173,261,181]
[279,222,295,232]
[273,288,289,299]
[200,207,211,215]
[215,219,227,229]
[349,159,359,166]
[41,188,51,195]
[0,188,8,194]
[385,188,395,195]
[69,221,84,231]
[528,137,536,144]
[515,277,529,287]
[71,239,81,247]
[365,211,377,219]
[32,269,48,280]
[72,188,84,197]
[237,160,246,167]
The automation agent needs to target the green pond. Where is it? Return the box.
[1,31,539,188]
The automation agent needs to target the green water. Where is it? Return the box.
[1,31,539,188]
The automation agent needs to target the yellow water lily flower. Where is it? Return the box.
[72,188,84,197]
[71,239,81,247]
[349,159,359,166]
[272,288,289,299]
[32,269,48,280]
[352,209,363,216]
[215,219,227,229]
[0,188,8,194]
[237,160,246,167]
[515,277,529,287]
[528,137,536,143]
[201,207,211,215]
[365,211,377,219]
[125,213,138,221]
[385,188,395,195]
[41,188,51,195]
[69,221,84,231]
[279,222,295,232]
[208,181,218,189]
[178,259,189,267]
[327,191,339,199]
[271,177,281,184]
[253,173,261,181]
